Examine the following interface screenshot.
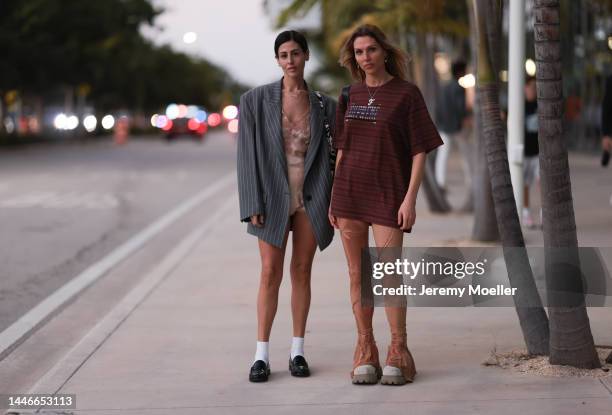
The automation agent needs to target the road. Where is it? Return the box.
[0,132,237,335]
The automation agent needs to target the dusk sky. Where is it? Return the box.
[143,0,320,88]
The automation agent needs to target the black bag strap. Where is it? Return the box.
[341,85,351,107]
[314,91,337,176]
[314,91,331,144]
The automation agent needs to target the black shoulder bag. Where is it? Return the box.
[314,86,350,178]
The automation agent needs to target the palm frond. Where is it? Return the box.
[276,0,319,28]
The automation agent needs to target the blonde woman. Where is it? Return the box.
[329,24,443,385]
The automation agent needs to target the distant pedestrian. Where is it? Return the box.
[601,75,611,167]
[434,60,470,194]
[601,74,611,205]
[330,24,443,386]
[523,75,541,227]
[237,30,337,382]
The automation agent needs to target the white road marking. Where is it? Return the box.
[0,192,119,209]
[0,172,236,360]
[83,171,191,182]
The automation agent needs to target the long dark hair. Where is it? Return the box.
[339,24,409,82]
[274,30,309,58]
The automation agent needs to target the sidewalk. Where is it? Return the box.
[8,153,612,414]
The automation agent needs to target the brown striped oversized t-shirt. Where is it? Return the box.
[330,77,443,232]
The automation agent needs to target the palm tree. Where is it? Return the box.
[533,0,600,368]
[473,0,549,355]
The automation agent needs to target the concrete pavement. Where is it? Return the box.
[1,151,612,414]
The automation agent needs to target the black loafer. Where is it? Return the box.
[289,355,310,377]
[249,360,270,382]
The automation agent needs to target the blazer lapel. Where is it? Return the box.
[304,91,323,179]
[264,79,288,178]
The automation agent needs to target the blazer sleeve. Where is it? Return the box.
[237,92,264,222]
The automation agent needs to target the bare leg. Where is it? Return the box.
[338,217,381,382]
[372,224,416,384]
[338,218,373,335]
[256,229,289,341]
[289,211,317,337]
[371,224,406,344]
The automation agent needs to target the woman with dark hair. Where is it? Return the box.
[237,30,336,382]
[330,24,443,385]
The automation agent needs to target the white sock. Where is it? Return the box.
[290,337,304,359]
[254,341,269,364]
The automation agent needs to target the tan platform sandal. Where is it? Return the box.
[351,331,382,384]
[380,342,416,385]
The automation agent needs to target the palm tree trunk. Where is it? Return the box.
[533,0,600,368]
[468,0,499,242]
[473,0,550,355]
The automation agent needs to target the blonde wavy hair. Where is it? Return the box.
[339,24,409,82]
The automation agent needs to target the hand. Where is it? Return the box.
[397,199,416,231]
[328,206,339,229]
[251,214,265,228]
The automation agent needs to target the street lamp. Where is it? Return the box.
[66,115,79,130]
[525,59,537,76]
[54,113,68,130]
[183,32,197,44]
[458,74,475,89]
[101,115,115,130]
[222,105,238,120]
[83,115,97,132]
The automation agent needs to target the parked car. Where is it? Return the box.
[164,117,208,143]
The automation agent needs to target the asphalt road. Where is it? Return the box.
[0,131,237,334]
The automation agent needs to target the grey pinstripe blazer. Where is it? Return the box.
[237,78,337,250]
